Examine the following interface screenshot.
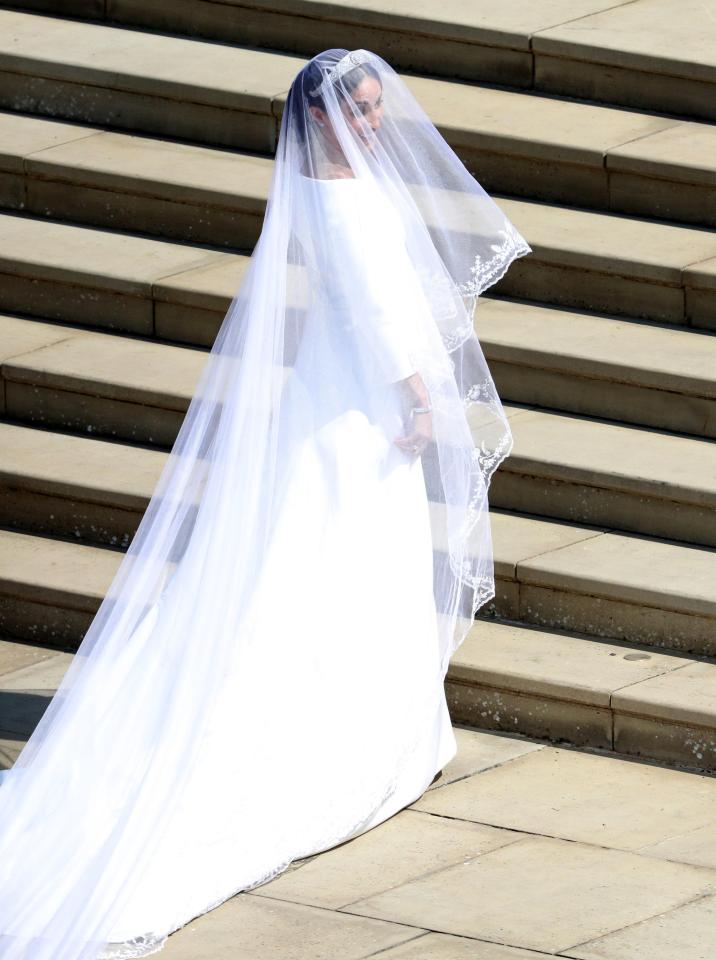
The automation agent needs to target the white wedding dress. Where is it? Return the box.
[93,174,457,955]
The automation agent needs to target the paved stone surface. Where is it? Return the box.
[567,892,716,959]
[412,744,716,849]
[3,639,715,955]
[250,810,519,909]
[341,830,716,953]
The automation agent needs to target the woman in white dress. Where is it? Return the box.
[0,48,531,959]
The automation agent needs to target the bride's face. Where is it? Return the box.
[311,76,384,154]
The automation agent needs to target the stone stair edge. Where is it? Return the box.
[3,306,716,406]
[1,74,715,211]
[2,193,716,315]
[4,358,716,517]
[449,616,716,772]
[456,617,716,724]
[12,0,715,86]
[1,451,714,624]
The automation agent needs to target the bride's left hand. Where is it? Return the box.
[394,410,432,457]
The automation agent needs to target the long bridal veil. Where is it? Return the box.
[0,47,531,959]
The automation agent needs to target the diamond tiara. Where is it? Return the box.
[308,50,375,98]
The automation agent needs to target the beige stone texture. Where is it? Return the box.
[567,892,716,959]
[0,421,162,511]
[446,676,613,750]
[342,833,716,953]
[0,528,118,611]
[252,810,521,909]
[519,582,716,658]
[371,932,543,959]
[0,211,222,294]
[451,618,689,707]
[434,724,545,787]
[412,744,716,850]
[503,409,716,510]
[641,822,716,871]
[518,529,716,620]
[4,334,203,410]
[489,510,604,583]
[0,11,299,110]
[533,0,716,82]
[476,298,716,437]
[0,636,60,677]
[404,73,674,166]
[0,211,225,332]
[162,893,424,959]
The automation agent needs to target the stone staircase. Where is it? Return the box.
[0,4,715,777]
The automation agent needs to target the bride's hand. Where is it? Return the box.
[394,409,432,457]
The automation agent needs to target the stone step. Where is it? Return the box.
[1,616,714,782]
[2,191,716,342]
[477,298,716,441]
[0,314,204,446]
[446,618,716,774]
[5,333,716,548]
[2,88,716,227]
[492,407,716,548]
[0,212,240,343]
[4,287,716,448]
[0,452,714,656]
[4,341,716,546]
[14,1,716,121]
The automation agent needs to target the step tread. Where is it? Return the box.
[498,512,716,618]
[3,181,716,302]
[2,79,716,204]
[0,527,118,607]
[5,358,716,511]
[0,9,300,110]
[0,421,164,508]
[532,0,716,83]
[501,406,716,507]
[0,214,229,293]
[454,618,716,728]
[1,459,714,620]
[0,315,204,407]
[476,298,716,400]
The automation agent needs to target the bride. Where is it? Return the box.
[0,48,531,959]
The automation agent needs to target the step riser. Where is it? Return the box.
[0,488,140,549]
[490,472,716,549]
[491,361,716,441]
[5,382,184,447]
[3,422,713,554]
[0,70,279,154]
[0,596,92,649]
[488,584,716,660]
[14,179,266,252]
[445,676,716,773]
[21,2,716,123]
[534,54,716,124]
[64,2,535,91]
[1,543,712,659]
[0,271,155,336]
[5,124,714,233]
[3,247,714,342]
[8,364,716,449]
[501,261,694,329]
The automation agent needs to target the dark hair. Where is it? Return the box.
[286,55,382,149]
